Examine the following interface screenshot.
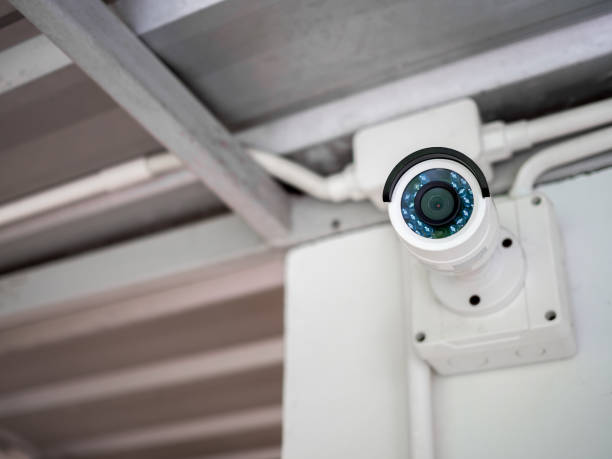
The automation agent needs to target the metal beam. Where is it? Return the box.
[1,12,611,156]
[237,13,612,153]
[0,197,386,327]
[0,210,267,325]
[0,170,197,245]
[0,34,70,95]
[113,0,228,35]
[0,257,283,354]
[9,0,290,240]
[44,405,282,458]
[0,337,282,417]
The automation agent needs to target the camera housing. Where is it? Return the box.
[384,147,498,274]
[383,147,575,374]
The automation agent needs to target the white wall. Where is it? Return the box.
[284,167,612,459]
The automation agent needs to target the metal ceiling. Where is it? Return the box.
[1,1,612,273]
[1,1,612,458]
[115,0,612,129]
[0,258,285,459]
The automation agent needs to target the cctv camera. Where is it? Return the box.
[383,147,500,274]
[375,145,573,374]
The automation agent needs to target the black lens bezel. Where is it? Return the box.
[382,147,490,202]
[414,181,460,227]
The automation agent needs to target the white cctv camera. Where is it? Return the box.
[383,147,499,274]
[383,147,526,316]
[382,147,575,375]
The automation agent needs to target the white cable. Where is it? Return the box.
[400,247,435,459]
[408,345,435,459]
[510,126,612,198]
[482,97,612,161]
[145,153,183,174]
[0,147,364,228]
[248,148,365,202]
[0,145,363,228]
[525,97,612,144]
[0,152,181,227]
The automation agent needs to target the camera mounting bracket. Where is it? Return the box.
[428,226,526,315]
[407,192,576,375]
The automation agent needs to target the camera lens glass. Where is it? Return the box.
[419,186,457,223]
[401,168,474,239]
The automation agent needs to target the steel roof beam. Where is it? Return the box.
[0,337,283,417]
[44,405,282,458]
[0,196,386,327]
[9,0,290,241]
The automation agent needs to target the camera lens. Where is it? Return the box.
[400,168,474,239]
[416,183,459,226]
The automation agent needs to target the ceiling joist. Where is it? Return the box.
[9,0,291,241]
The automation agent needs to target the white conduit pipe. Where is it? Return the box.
[248,149,365,202]
[482,97,612,161]
[0,153,183,227]
[408,346,435,459]
[523,97,612,144]
[0,148,365,228]
[510,125,612,198]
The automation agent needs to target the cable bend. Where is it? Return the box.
[249,148,365,202]
[510,126,612,198]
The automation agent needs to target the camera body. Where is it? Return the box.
[384,148,576,374]
[384,147,498,274]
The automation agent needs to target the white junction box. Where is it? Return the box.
[409,192,576,375]
[353,99,487,209]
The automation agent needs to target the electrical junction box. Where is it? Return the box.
[408,192,576,375]
[353,99,488,210]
